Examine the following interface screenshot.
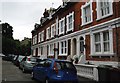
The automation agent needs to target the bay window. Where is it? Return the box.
[92,30,112,55]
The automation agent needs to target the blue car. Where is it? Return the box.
[31,59,78,83]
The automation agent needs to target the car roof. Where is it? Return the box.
[46,58,71,63]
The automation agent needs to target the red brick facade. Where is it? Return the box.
[31,1,120,65]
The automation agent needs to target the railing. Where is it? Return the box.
[75,64,98,81]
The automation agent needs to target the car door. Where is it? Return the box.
[37,60,52,81]
[34,60,46,81]
[56,61,77,80]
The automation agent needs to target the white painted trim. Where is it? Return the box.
[59,40,67,56]
[31,18,120,49]
[81,0,93,26]
[33,35,37,45]
[90,26,114,56]
[66,11,74,32]
[49,43,54,56]
[59,17,65,35]
[46,27,51,40]
[89,61,119,67]
[51,23,55,38]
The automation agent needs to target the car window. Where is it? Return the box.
[30,58,36,62]
[13,56,17,60]
[56,61,75,70]
[37,60,46,67]
[44,60,52,67]
[18,56,24,62]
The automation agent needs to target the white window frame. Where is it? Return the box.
[81,0,93,26]
[59,17,65,35]
[33,49,36,56]
[55,17,59,36]
[33,35,37,45]
[59,40,67,56]
[38,33,42,43]
[38,30,44,42]
[96,0,113,20]
[41,30,44,41]
[49,43,54,55]
[90,28,113,56]
[46,27,51,39]
[66,11,74,32]
[94,33,101,54]
[51,24,55,38]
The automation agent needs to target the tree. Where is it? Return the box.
[1,23,31,56]
[2,23,14,55]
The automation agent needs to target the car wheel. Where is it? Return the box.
[31,72,34,80]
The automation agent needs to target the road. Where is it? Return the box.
[2,60,96,83]
[2,60,36,83]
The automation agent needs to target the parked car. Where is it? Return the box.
[19,56,37,73]
[2,54,13,61]
[31,59,78,83]
[12,55,19,63]
[0,53,5,57]
[13,55,25,66]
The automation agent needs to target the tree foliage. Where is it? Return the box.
[1,23,31,56]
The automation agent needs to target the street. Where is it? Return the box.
[2,60,36,83]
[2,60,96,83]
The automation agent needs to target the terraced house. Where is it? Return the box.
[31,0,120,68]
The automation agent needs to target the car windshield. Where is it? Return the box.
[18,56,24,62]
[30,58,36,62]
[56,61,75,70]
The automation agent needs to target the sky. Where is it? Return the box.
[0,0,62,41]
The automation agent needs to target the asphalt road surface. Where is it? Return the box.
[2,60,36,83]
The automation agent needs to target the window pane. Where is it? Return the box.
[61,42,63,54]
[80,41,84,52]
[94,33,101,52]
[100,1,110,16]
[84,5,91,22]
[95,33,100,42]
[103,31,109,41]
[104,42,110,52]
[64,41,67,53]
[52,26,54,36]
[61,21,64,32]
[95,43,101,52]
[68,15,72,29]
[103,31,110,52]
